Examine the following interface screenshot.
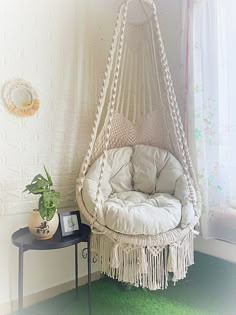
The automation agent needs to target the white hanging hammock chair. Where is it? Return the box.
[76,0,201,290]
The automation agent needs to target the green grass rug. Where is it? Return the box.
[11,252,236,315]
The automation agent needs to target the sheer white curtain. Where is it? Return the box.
[186,0,236,243]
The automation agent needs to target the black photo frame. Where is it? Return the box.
[59,211,81,237]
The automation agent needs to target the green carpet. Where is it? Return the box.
[11,253,236,315]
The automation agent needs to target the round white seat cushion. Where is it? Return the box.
[81,145,195,236]
[104,191,181,235]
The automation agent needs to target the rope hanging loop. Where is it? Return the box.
[120,0,155,7]
[119,0,157,23]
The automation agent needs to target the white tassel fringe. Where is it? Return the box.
[91,231,194,290]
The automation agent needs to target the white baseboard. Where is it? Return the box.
[0,271,101,315]
[195,236,236,264]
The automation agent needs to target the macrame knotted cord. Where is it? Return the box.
[76,4,124,194]
[76,0,201,290]
[151,2,201,216]
[92,1,129,226]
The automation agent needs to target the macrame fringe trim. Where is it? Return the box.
[91,230,194,290]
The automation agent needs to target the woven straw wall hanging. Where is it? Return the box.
[2,79,40,116]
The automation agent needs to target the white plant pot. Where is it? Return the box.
[28,209,59,240]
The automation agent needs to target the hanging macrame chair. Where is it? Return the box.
[76,0,201,290]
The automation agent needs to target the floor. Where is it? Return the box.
[11,252,236,315]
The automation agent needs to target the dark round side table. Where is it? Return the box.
[12,223,91,315]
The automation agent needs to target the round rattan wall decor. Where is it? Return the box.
[2,79,40,116]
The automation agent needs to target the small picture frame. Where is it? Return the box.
[59,211,81,237]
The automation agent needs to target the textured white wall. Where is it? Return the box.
[0,0,79,216]
[0,0,94,311]
[0,0,183,311]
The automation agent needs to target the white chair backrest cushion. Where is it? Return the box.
[132,145,184,195]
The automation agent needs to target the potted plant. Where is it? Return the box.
[24,166,60,240]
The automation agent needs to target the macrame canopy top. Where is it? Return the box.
[77,0,201,227]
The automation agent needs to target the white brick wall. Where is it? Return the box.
[0,0,82,216]
[0,0,98,308]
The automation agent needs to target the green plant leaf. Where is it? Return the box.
[39,196,47,219]
[24,174,49,195]
[44,166,53,186]
[31,174,48,184]
[39,196,57,221]
[25,167,60,221]
[46,207,56,221]
[43,191,60,209]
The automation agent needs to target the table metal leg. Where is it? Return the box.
[88,236,92,315]
[18,245,24,311]
[75,243,78,292]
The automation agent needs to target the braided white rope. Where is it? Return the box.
[91,1,129,228]
[151,2,201,216]
[76,6,123,194]
[149,18,171,146]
